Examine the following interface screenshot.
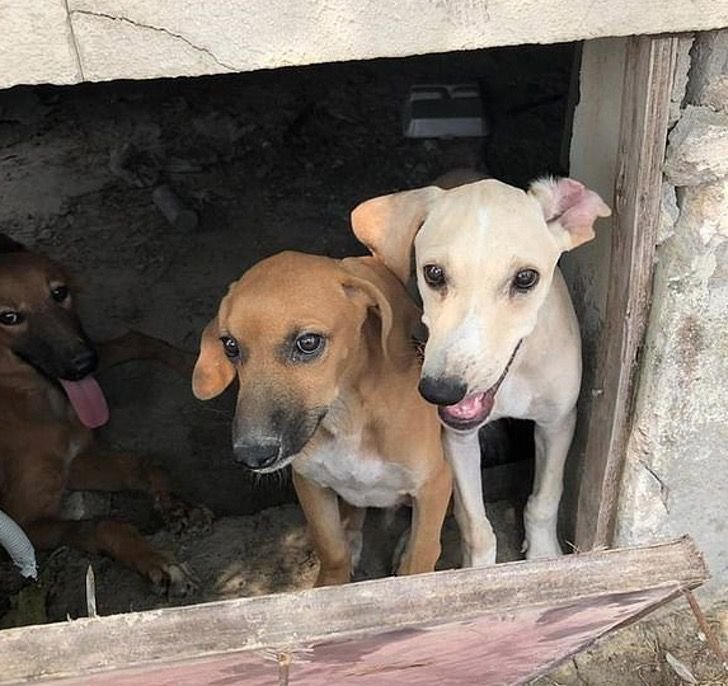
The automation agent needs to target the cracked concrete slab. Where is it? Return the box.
[2,1,728,88]
[0,0,80,88]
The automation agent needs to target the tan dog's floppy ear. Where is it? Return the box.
[192,316,235,400]
[341,272,395,362]
[528,177,611,252]
[350,186,442,284]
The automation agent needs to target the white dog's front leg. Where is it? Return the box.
[524,408,576,559]
[444,429,497,567]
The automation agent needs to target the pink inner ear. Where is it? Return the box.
[544,178,610,235]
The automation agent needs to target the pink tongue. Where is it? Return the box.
[59,376,110,429]
[442,392,494,421]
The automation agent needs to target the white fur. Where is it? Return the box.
[294,439,418,509]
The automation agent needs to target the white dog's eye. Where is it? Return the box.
[512,269,539,292]
[423,264,446,289]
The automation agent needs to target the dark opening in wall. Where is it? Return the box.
[0,41,578,623]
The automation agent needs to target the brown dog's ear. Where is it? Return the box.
[528,177,611,252]
[340,268,396,362]
[350,186,442,284]
[192,316,235,400]
[0,234,26,254]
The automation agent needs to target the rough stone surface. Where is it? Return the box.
[616,184,728,600]
[669,34,695,127]
[657,182,679,246]
[687,29,728,113]
[2,1,728,88]
[663,105,728,185]
[617,31,728,602]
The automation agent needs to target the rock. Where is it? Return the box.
[677,178,728,245]
[669,34,695,127]
[664,106,728,185]
[657,182,679,245]
[686,29,728,114]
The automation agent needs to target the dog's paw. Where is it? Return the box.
[522,535,564,560]
[147,557,199,598]
[157,494,214,537]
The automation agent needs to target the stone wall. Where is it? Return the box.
[615,30,728,600]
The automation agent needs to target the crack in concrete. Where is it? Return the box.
[69,9,237,72]
[63,0,86,81]
[639,460,670,512]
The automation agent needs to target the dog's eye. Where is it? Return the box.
[220,335,240,360]
[50,285,69,302]
[423,264,446,289]
[0,310,24,326]
[513,269,539,292]
[295,333,323,355]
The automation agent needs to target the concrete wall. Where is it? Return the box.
[2,1,728,89]
[615,30,728,600]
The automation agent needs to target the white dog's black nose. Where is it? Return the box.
[418,376,467,406]
[233,442,280,470]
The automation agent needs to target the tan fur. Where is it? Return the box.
[0,246,202,595]
[194,252,452,586]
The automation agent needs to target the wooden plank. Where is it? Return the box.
[0,538,706,685]
[574,35,679,551]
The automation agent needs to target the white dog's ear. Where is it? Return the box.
[528,177,611,252]
[192,315,235,400]
[350,186,442,284]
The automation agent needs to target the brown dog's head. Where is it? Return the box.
[0,235,108,428]
[192,251,397,473]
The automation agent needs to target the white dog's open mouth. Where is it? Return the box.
[437,341,522,431]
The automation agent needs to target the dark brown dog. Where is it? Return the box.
[0,234,203,595]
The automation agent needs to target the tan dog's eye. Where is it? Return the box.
[295,333,323,355]
[220,335,240,360]
[512,269,539,292]
[423,264,446,289]
[50,284,69,302]
[0,310,24,326]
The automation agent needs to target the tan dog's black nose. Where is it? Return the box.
[418,376,467,406]
[233,442,281,471]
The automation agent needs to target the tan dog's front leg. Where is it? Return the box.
[398,462,452,576]
[292,471,351,586]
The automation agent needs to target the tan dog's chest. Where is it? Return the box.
[293,436,418,509]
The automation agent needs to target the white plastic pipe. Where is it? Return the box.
[0,510,37,579]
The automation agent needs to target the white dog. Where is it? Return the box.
[351,175,610,566]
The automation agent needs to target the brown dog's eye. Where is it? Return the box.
[513,269,539,292]
[220,335,240,360]
[423,264,446,289]
[51,285,69,302]
[295,333,323,355]
[0,310,23,326]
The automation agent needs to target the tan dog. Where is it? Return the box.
[0,234,202,595]
[192,251,452,586]
[351,177,610,566]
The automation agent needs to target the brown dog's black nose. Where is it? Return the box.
[233,442,281,471]
[66,349,98,380]
[418,376,467,406]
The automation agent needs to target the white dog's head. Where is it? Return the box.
[351,177,610,430]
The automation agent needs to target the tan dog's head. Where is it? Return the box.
[192,251,395,473]
[351,177,610,431]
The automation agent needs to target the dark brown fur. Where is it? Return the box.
[0,238,205,595]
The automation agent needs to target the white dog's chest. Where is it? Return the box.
[293,440,417,509]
